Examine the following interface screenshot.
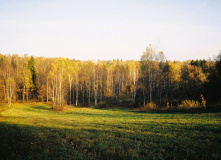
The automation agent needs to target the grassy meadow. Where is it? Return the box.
[0,103,220,160]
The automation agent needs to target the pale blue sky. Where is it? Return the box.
[0,0,221,61]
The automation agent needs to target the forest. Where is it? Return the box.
[0,44,221,110]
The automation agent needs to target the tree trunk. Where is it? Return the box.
[59,80,62,107]
[76,74,78,106]
[88,80,90,104]
[9,82,11,108]
[72,83,74,104]
[149,63,152,103]
[47,79,48,103]
[69,73,72,105]
[83,82,85,104]
[100,78,102,103]
[107,69,109,98]
[26,88,29,102]
[69,82,71,105]
[94,68,97,105]
[133,70,136,102]
[55,76,58,107]
[76,84,78,106]
[142,77,146,107]
[23,85,25,103]
[52,83,55,109]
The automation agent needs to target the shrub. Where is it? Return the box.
[201,94,206,108]
[178,100,201,109]
[139,102,158,112]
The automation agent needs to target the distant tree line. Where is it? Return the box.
[0,45,220,108]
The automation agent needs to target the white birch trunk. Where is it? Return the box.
[88,80,90,104]
[47,79,48,103]
[72,82,74,105]
[76,74,78,106]
[9,81,11,108]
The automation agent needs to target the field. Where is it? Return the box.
[0,103,220,160]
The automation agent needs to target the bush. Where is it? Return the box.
[178,100,201,109]
[139,102,158,112]
[201,94,206,108]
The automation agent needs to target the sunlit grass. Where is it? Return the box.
[0,103,220,160]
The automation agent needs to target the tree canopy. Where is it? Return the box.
[0,48,220,108]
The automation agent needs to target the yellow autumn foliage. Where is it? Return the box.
[179,100,200,109]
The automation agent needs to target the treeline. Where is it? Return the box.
[0,45,220,108]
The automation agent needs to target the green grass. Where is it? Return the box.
[0,103,221,160]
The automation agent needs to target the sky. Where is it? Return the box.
[0,0,221,61]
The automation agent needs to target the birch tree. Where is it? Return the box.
[6,77,16,107]
[141,44,156,103]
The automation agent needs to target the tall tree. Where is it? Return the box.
[155,51,166,104]
[128,60,140,102]
[28,56,37,94]
[204,52,221,103]
[141,44,156,103]
[65,58,75,105]
[6,77,16,107]
[18,55,33,102]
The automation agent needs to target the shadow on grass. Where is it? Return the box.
[132,105,221,115]
[0,120,221,160]
[0,122,85,160]
[68,111,135,119]
[30,105,51,111]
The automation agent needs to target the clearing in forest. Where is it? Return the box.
[0,103,220,160]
